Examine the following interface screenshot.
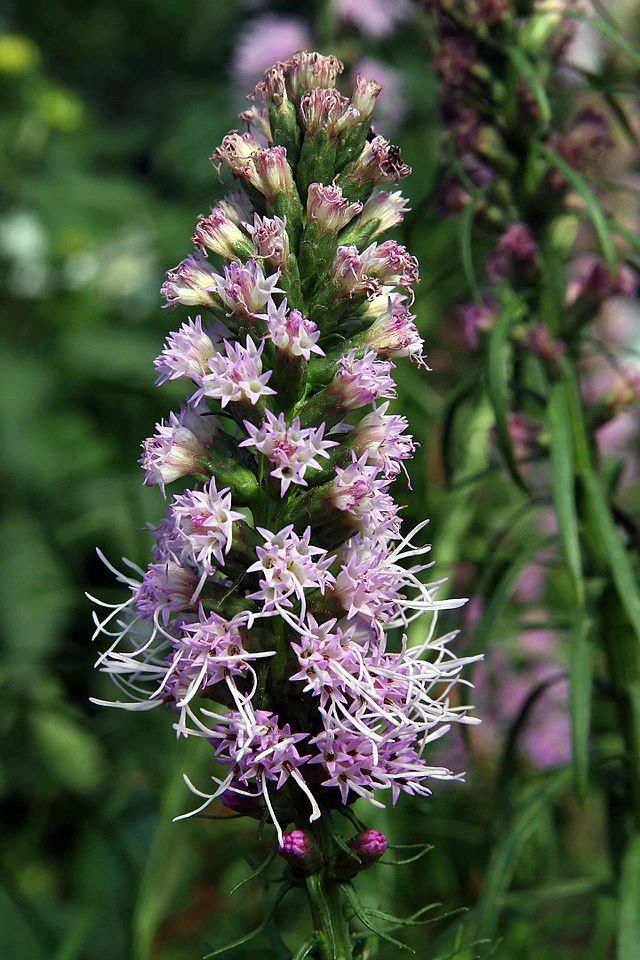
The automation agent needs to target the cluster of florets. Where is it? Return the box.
[91,51,478,844]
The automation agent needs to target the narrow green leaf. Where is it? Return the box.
[229,847,277,896]
[487,297,529,492]
[569,610,593,800]
[473,534,551,654]
[617,833,640,960]
[477,770,572,938]
[291,939,317,960]
[459,199,482,304]
[203,884,291,958]
[505,46,551,125]
[441,369,483,483]
[582,468,640,644]
[540,144,617,271]
[340,885,414,953]
[547,380,584,603]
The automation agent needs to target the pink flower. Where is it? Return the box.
[264,300,324,360]
[135,561,198,623]
[300,88,360,138]
[240,410,337,495]
[192,203,254,260]
[306,183,363,234]
[330,349,396,409]
[215,258,282,319]
[352,59,405,131]
[362,294,427,364]
[154,316,224,385]
[246,214,289,268]
[246,525,334,612]
[161,254,218,308]
[192,336,276,407]
[346,135,411,187]
[357,189,411,238]
[232,17,312,85]
[140,403,217,494]
[351,403,415,478]
[334,0,411,38]
[170,479,245,573]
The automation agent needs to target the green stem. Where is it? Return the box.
[304,872,353,960]
[303,820,353,960]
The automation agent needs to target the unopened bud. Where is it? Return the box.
[221,787,264,820]
[278,830,322,873]
[332,829,387,879]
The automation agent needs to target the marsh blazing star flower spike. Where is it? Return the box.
[89,50,479,957]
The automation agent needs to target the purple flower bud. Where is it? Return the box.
[331,829,387,880]
[487,223,538,282]
[454,299,496,350]
[347,135,411,188]
[213,132,263,177]
[161,254,219,309]
[348,829,387,866]
[140,403,217,494]
[307,183,363,234]
[356,189,410,238]
[526,325,566,365]
[278,830,322,872]
[475,0,511,25]
[193,205,254,261]
[285,51,344,102]
[585,261,638,301]
[435,36,477,86]
[434,176,472,215]
[441,101,482,153]
[300,88,359,138]
[498,223,538,261]
[351,74,383,123]
[220,785,264,820]
[246,214,290,268]
[555,108,614,176]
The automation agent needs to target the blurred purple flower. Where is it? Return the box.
[232,16,312,85]
[471,635,571,770]
[335,0,411,38]
[514,563,547,605]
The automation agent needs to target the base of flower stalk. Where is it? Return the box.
[304,869,353,960]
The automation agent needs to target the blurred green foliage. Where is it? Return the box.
[1,2,638,958]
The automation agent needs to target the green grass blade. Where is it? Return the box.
[459,199,482,303]
[473,534,551,654]
[617,833,640,960]
[582,468,640,644]
[505,46,551,125]
[487,297,528,491]
[477,770,573,939]
[547,380,584,603]
[569,609,593,801]
[540,144,617,272]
